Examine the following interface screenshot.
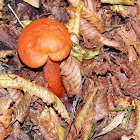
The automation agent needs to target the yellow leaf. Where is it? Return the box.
[101,0,134,5]
[66,3,83,44]
[57,126,65,140]
[67,0,105,33]
[110,5,128,18]
[0,50,13,59]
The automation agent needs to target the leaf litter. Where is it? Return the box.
[0,0,140,139]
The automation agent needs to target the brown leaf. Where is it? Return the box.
[0,108,12,140]
[13,92,31,123]
[67,0,105,33]
[94,77,109,122]
[111,75,125,99]
[23,0,40,8]
[0,72,70,123]
[82,100,96,140]
[60,56,82,97]
[67,8,126,52]
[0,96,12,115]
[39,106,60,139]
[0,122,10,140]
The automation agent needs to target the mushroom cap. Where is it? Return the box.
[18,18,71,68]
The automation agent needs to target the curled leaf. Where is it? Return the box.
[67,8,126,52]
[66,3,83,44]
[94,111,125,138]
[0,72,70,123]
[69,87,98,138]
[13,92,31,123]
[0,96,12,115]
[67,0,105,33]
[39,106,60,139]
[60,56,82,97]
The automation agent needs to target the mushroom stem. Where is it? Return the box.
[43,57,65,98]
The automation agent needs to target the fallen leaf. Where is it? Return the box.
[101,0,134,5]
[0,96,12,115]
[13,92,31,123]
[0,0,4,18]
[60,56,82,97]
[0,72,70,123]
[73,87,98,135]
[39,106,60,139]
[95,111,125,138]
[23,0,40,8]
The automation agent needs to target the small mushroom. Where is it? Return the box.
[18,18,71,98]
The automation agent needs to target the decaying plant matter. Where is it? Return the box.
[0,0,140,139]
[0,72,70,123]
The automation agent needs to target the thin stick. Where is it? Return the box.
[64,75,87,140]
[8,4,24,28]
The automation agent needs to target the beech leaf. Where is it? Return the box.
[101,0,134,5]
[0,72,70,123]
[94,111,125,138]
[60,56,82,97]
[23,0,40,8]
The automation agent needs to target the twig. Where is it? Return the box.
[8,4,24,28]
[64,75,87,140]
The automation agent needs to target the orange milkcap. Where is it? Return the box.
[18,18,71,98]
[18,18,71,68]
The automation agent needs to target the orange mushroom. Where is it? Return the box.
[18,18,71,98]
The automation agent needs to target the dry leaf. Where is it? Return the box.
[13,92,31,123]
[0,72,70,123]
[57,126,65,140]
[101,0,134,5]
[0,50,13,59]
[23,0,40,8]
[66,3,83,44]
[121,135,137,140]
[110,5,128,18]
[67,8,126,52]
[133,99,140,139]
[69,87,98,139]
[0,107,12,129]
[115,26,137,62]
[0,96,12,115]
[60,56,82,97]
[95,111,125,138]
[0,122,10,140]
[0,0,4,18]
[67,0,105,33]
[39,106,60,139]
[82,100,95,140]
